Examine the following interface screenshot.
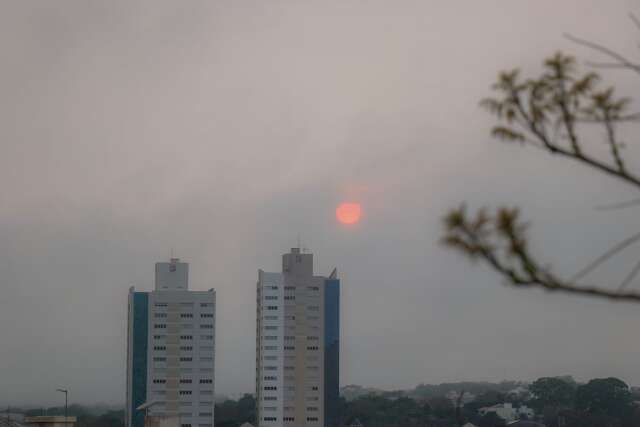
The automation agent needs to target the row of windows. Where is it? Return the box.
[262,417,317,422]
[155,302,214,308]
[152,378,214,384]
[153,357,213,362]
[155,324,214,329]
[173,335,213,340]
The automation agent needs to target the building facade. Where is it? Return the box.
[256,248,340,427]
[126,258,216,427]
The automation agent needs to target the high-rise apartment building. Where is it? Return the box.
[126,258,216,427]
[256,248,340,427]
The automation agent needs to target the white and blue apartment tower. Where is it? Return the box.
[256,248,340,427]
[126,258,216,427]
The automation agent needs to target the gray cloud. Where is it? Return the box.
[1,0,639,406]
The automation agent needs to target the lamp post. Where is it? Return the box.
[56,389,68,426]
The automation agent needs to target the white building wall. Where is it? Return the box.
[127,259,216,427]
[256,249,329,427]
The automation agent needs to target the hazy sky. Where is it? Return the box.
[2,0,640,406]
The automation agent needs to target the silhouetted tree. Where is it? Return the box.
[443,15,640,303]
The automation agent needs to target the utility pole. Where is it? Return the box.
[56,389,68,426]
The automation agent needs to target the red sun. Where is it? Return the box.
[336,203,362,225]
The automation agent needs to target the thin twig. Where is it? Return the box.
[565,33,640,74]
[618,258,640,291]
[595,198,640,211]
[630,13,640,32]
[569,232,640,282]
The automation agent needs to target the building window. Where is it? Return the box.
[180,335,193,340]
[264,336,277,340]
[201,335,214,340]
[264,396,277,401]
[153,346,166,351]
[306,346,318,350]
[154,313,167,318]
[265,326,278,330]
[283,417,295,422]
[264,366,277,371]
[153,357,166,362]
[306,417,319,421]
[264,295,278,300]
[180,357,193,362]
[153,379,166,384]
[263,418,277,422]
[154,324,167,329]
[155,303,168,307]
[180,313,193,318]
[199,379,213,384]
[263,386,277,391]
[264,376,277,381]
[200,324,214,329]
[200,313,213,318]
[284,346,295,350]
[180,346,193,351]
[180,379,192,384]
[179,390,192,395]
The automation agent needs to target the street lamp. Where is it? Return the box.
[56,389,68,426]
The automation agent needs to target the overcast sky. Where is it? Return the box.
[2,0,640,406]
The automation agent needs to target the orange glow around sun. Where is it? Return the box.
[336,203,362,225]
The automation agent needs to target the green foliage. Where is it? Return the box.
[529,377,576,409]
[215,394,256,427]
[575,378,633,417]
[443,47,640,303]
[477,411,506,427]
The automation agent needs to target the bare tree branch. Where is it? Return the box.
[442,208,640,303]
[630,12,640,32]
[564,33,640,74]
[595,198,640,211]
[569,232,640,282]
[618,258,640,291]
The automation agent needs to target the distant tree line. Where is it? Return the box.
[10,377,639,427]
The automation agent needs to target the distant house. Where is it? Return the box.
[478,403,534,422]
